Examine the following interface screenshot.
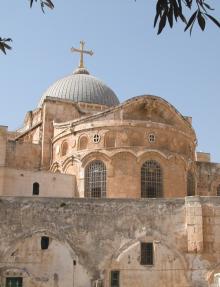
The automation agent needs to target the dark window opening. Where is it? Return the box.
[217,185,220,196]
[140,242,154,265]
[110,270,120,287]
[141,160,163,198]
[41,236,49,250]
[187,172,195,196]
[33,182,39,195]
[6,277,23,287]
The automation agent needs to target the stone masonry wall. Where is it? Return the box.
[0,197,220,287]
[0,167,76,197]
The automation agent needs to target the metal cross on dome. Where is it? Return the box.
[71,41,93,69]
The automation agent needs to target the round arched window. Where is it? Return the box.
[61,141,68,156]
[85,160,106,198]
[141,160,163,198]
[79,136,88,150]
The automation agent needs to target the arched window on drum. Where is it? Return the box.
[141,160,163,198]
[187,171,195,196]
[85,160,106,198]
[217,184,220,196]
[61,141,68,156]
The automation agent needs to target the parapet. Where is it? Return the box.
[196,152,211,163]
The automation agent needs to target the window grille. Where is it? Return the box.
[140,242,154,265]
[93,134,101,143]
[141,160,163,198]
[110,271,120,287]
[187,171,195,196]
[217,185,220,196]
[33,182,39,195]
[148,133,156,143]
[6,277,23,287]
[85,161,106,198]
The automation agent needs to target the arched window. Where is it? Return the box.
[79,136,88,150]
[187,171,195,196]
[61,141,68,156]
[141,160,163,198]
[85,160,106,198]
[217,185,220,196]
[33,182,39,195]
[105,132,116,148]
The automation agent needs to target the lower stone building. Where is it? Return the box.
[0,43,220,287]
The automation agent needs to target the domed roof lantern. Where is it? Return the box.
[38,41,120,107]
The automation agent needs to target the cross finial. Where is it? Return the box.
[70,41,93,69]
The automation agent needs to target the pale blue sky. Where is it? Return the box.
[1,1,220,162]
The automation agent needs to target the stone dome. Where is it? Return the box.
[38,68,120,107]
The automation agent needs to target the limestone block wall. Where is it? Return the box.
[0,126,7,167]
[0,126,7,195]
[6,141,41,170]
[41,99,84,169]
[186,196,203,253]
[0,235,90,287]
[196,152,211,163]
[196,162,220,196]
[0,197,220,287]
[0,167,76,197]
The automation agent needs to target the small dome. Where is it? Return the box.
[39,68,119,107]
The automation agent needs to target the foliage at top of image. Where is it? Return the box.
[1,0,220,54]
[0,38,12,55]
[0,0,54,55]
[153,0,220,34]
[29,0,54,13]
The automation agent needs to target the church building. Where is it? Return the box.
[0,42,220,287]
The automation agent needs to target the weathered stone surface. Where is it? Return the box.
[0,197,220,286]
[1,87,220,287]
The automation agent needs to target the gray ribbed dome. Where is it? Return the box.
[39,68,119,107]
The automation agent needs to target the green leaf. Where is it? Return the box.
[173,0,179,21]
[3,43,12,50]
[179,13,187,24]
[185,0,193,9]
[203,3,214,11]
[0,38,12,54]
[197,12,206,31]
[157,12,167,34]
[0,43,6,54]
[167,7,173,28]
[184,10,197,31]
[154,11,160,27]
[205,13,220,28]
[46,0,54,9]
